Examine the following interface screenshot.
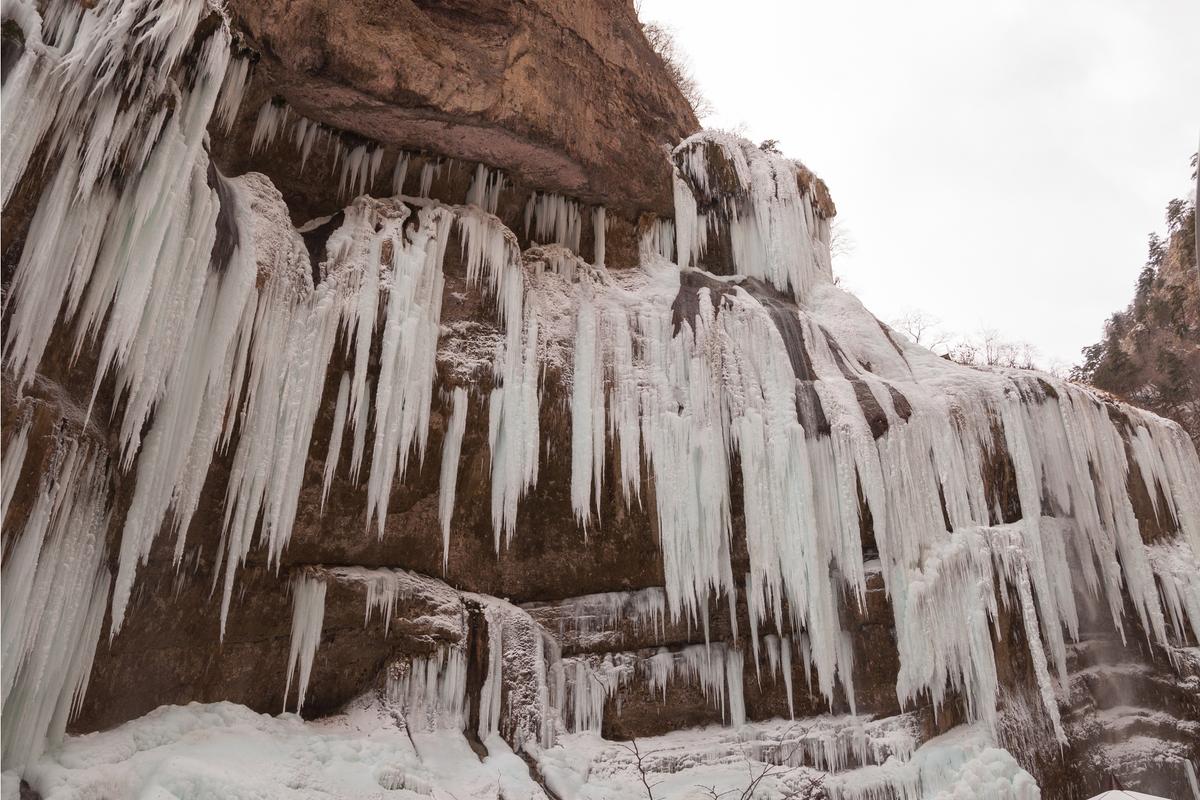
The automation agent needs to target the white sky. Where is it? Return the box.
[639,0,1200,367]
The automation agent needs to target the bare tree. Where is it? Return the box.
[889,309,949,352]
[945,328,1040,370]
[694,723,828,800]
[639,20,713,119]
[617,738,663,800]
[829,219,855,263]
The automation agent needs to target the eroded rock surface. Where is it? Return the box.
[2,2,1199,799]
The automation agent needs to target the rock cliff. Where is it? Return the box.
[2,2,1198,799]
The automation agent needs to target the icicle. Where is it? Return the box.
[321,372,351,511]
[635,644,747,726]
[1,440,112,773]
[488,305,541,549]
[392,152,410,196]
[561,655,628,733]
[592,206,606,267]
[386,648,468,731]
[569,277,605,528]
[284,573,327,715]
[672,132,832,299]
[525,588,667,652]
[524,192,583,253]
[213,56,253,133]
[781,635,796,720]
[466,163,506,215]
[439,388,469,571]
[1,418,32,526]
[337,144,383,198]
[365,204,450,535]
[250,100,290,153]
[477,604,505,739]
[418,160,439,197]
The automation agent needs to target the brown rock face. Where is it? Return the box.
[224,0,698,218]
[4,3,1200,799]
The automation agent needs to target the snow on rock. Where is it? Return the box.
[524,588,668,651]
[17,697,550,800]
[20,698,1042,800]
[532,714,1025,800]
[825,723,1039,800]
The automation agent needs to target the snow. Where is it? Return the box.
[3,1,1200,793]
[825,724,1038,800]
[530,715,1034,800]
[14,697,1039,800]
[16,697,551,800]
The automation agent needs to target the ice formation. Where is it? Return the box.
[466,163,507,215]
[2,0,1199,796]
[284,573,327,714]
[825,723,1040,800]
[525,588,668,650]
[438,387,469,570]
[1,438,112,773]
[250,98,385,195]
[387,649,469,732]
[525,192,583,253]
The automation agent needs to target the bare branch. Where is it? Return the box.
[616,738,661,800]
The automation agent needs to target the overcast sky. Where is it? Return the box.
[639,0,1199,367]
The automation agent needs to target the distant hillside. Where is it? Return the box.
[1074,156,1199,446]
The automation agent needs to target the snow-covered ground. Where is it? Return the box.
[4,695,1043,800]
[10,696,545,800]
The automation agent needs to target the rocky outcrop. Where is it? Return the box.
[1075,191,1200,448]
[216,0,697,225]
[2,2,1199,798]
